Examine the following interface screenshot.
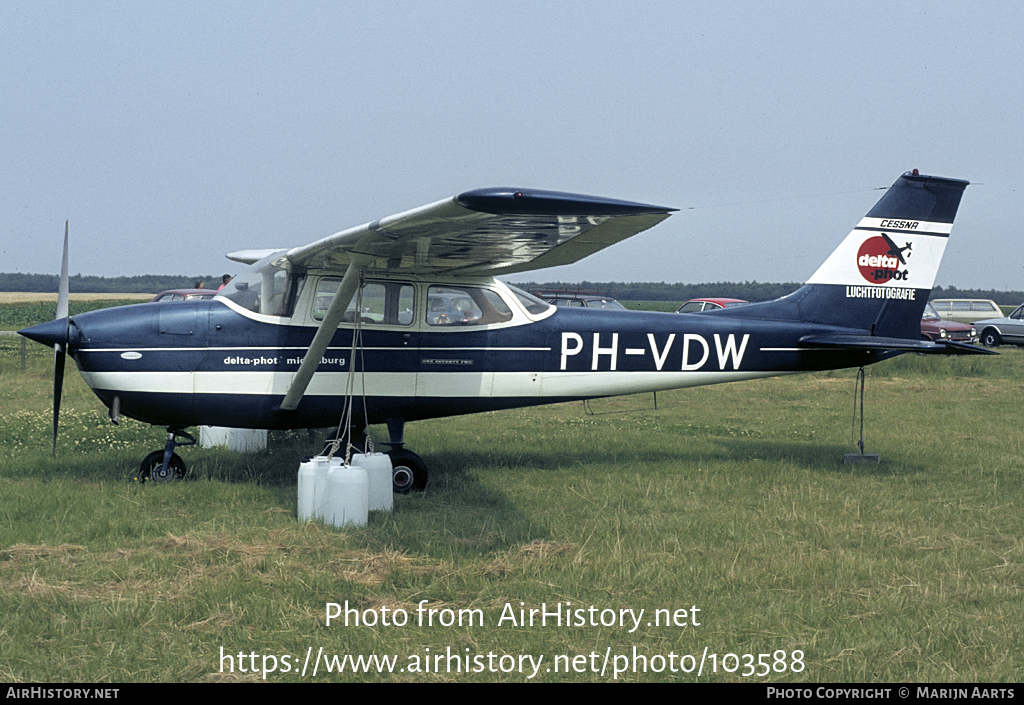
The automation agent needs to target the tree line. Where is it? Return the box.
[514,280,1024,305]
[0,272,216,294]
[3,272,1022,306]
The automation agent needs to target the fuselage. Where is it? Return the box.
[31,275,889,431]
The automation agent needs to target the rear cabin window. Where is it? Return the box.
[313,279,414,325]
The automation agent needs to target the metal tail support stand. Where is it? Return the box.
[844,366,880,464]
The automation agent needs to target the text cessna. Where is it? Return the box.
[559,332,750,372]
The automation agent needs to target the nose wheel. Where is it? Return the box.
[135,428,195,482]
[138,450,187,481]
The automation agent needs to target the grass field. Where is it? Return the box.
[0,295,152,332]
[1,306,1023,682]
[0,293,153,303]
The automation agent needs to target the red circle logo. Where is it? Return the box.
[857,236,906,284]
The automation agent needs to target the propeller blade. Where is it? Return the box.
[57,221,69,319]
[52,221,70,456]
[53,345,65,456]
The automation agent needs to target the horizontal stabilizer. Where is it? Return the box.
[800,335,998,356]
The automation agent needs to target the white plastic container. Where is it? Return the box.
[200,426,268,452]
[297,456,331,522]
[325,461,369,528]
[352,452,393,512]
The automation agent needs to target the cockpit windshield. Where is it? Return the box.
[219,252,305,317]
[506,285,552,315]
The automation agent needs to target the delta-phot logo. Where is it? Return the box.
[857,235,911,284]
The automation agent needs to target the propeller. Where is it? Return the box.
[52,221,70,456]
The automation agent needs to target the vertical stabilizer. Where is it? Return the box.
[796,171,968,337]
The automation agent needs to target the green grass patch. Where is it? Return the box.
[2,338,1023,681]
[0,300,145,331]
[620,300,680,312]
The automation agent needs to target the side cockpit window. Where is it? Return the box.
[426,286,513,326]
[313,279,414,325]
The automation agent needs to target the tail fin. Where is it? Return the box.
[795,170,968,338]
[717,171,992,355]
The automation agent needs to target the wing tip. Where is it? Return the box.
[456,187,676,216]
[226,249,285,265]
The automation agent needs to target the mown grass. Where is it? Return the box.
[621,300,680,312]
[1,333,1023,682]
[0,299,147,331]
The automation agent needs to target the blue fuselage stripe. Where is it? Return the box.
[69,298,897,429]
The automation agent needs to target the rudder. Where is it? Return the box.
[798,170,969,338]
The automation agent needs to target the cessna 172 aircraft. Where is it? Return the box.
[20,170,991,491]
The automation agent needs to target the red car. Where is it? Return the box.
[675,298,748,313]
[921,302,978,343]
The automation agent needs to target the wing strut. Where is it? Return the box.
[275,255,370,413]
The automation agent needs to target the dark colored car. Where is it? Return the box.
[920,302,978,343]
[675,298,748,313]
[149,289,217,303]
[534,291,626,310]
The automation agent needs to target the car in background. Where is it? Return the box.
[929,298,1003,325]
[675,298,748,313]
[533,290,626,310]
[973,303,1024,347]
[920,302,978,344]
[149,289,217,302]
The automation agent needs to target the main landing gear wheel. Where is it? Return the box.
[388,448,428,494]
[138,450,187,482]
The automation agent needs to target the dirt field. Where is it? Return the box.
[0,292,153,303]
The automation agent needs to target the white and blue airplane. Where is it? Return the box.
[20,170,992,490]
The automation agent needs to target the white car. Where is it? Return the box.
[974,303,1024,347]
[929,298,1002,325]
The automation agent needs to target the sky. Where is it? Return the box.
[3,1,1022,290]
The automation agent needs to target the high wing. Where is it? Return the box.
[229,188,675,275]
[239,188,675,413]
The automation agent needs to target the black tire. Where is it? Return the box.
[981,328,1001,348]
[138,450,187,482]
[387,449,428,494]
